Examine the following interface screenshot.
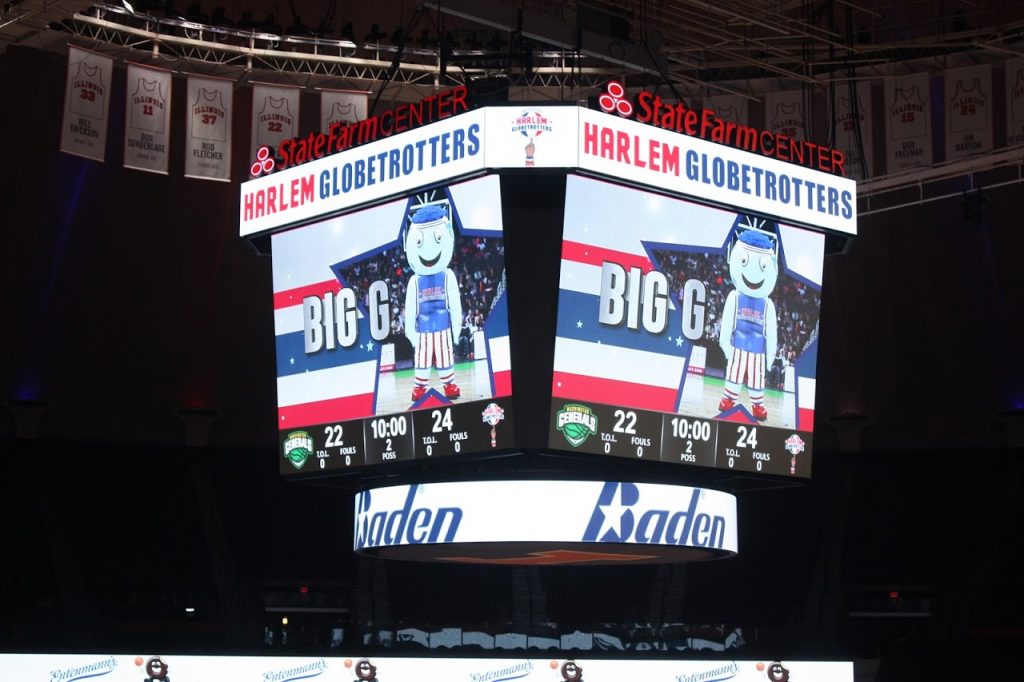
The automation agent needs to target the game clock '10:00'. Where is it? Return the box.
[549,401,811,477]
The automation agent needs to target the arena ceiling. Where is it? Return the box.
[5,0,1024,97]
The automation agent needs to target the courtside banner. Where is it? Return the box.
[353,480,738,562]
[240,108,485,237]
[0,654,854,682]
[124,63,172,174]
[576,108,857,236]
[483,106,580,168]
[185,75,233,181]
[60,46,113,161]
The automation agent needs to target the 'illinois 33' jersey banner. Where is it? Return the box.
[320,88,368,134]
[764,90,807,142]
[885,72,932,172]
[945,64,992,160]
[185,75,233,182]
[251,82,299,162]
[124,62,172,174]
[834,81,873,180]
[60,46,113,162]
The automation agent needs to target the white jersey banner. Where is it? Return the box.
[764,90,807,142]
[123,63,172,174]
[251,83,300,161]
[945,64,993,160]
[703,95,749,126]
[885,72,932,171]
[320,88,368,133]
[1005,56,1024,147]
[60,46,113,162]
[185,75,233,181]
[834,81,873,179]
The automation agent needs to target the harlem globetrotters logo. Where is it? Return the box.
[481,402,505,448]
[556,404,597,447]
[512,110,553,166]
[283,430,314,470]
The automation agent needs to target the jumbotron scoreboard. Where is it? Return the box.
[547,176,822,477]
[240,92,856,480]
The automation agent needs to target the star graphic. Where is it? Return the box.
[594,487,630,541]
[676,337,684,347]
[289,357,295,365]
[365,340,374,352]
[576,320,583,329]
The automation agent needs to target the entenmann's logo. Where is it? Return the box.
[557,404,597,447]
[50,657,117,682]
[470,660,534,682]
[355,487,462,550]
[263,658,327,682]
[583,482,727,548]
[676,662,739,682]
[284,430,314,470]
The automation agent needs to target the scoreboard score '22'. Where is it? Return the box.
[548,175,823,478]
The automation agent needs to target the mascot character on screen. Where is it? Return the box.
[718,217,779,421]
[403,202,463,402]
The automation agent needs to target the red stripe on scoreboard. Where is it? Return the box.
[552,371,677,413]
[492,369,512,397]
[278,393,376,427]
[273,279,342,310]
[561,240,654,273]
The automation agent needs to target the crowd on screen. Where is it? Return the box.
[653,249,821,390]
[334,236,505,362]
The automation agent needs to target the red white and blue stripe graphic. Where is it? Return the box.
[271,175,509,429]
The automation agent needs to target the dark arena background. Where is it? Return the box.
[2,2,1024,681]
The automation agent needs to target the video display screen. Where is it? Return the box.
[271,175,513,474]
[548,175,824,477]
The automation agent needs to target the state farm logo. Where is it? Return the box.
[598,80,633,117]
[250,145,275,177]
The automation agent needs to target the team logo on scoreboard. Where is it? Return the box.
[283,430,314,470]
[512,110,553,166]
[784,434,805,455]
[556,404,598,447]
[481,402,505,448]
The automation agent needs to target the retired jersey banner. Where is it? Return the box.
[1005,57,1024,146]
[946,64,993,160]
[320,88,368,132]
[123,63,172,174]
[764,90,807,142]
[703,95,749,126]
[251,83,300,161]
[185,75,233,181]
[834,81,873,179]
[885,73,932,172]
[60,46,113,162]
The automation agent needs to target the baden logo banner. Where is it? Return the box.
[320,88,368,133]
[124,62,172,174]
[834,81,873,179]
[251,83,300,161]
[945,64,993,160]
[185,75,233,182]
[885,72,932,172]
[352,480,739,559]
[60,46,113,162]
[1005,56,1024,147]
